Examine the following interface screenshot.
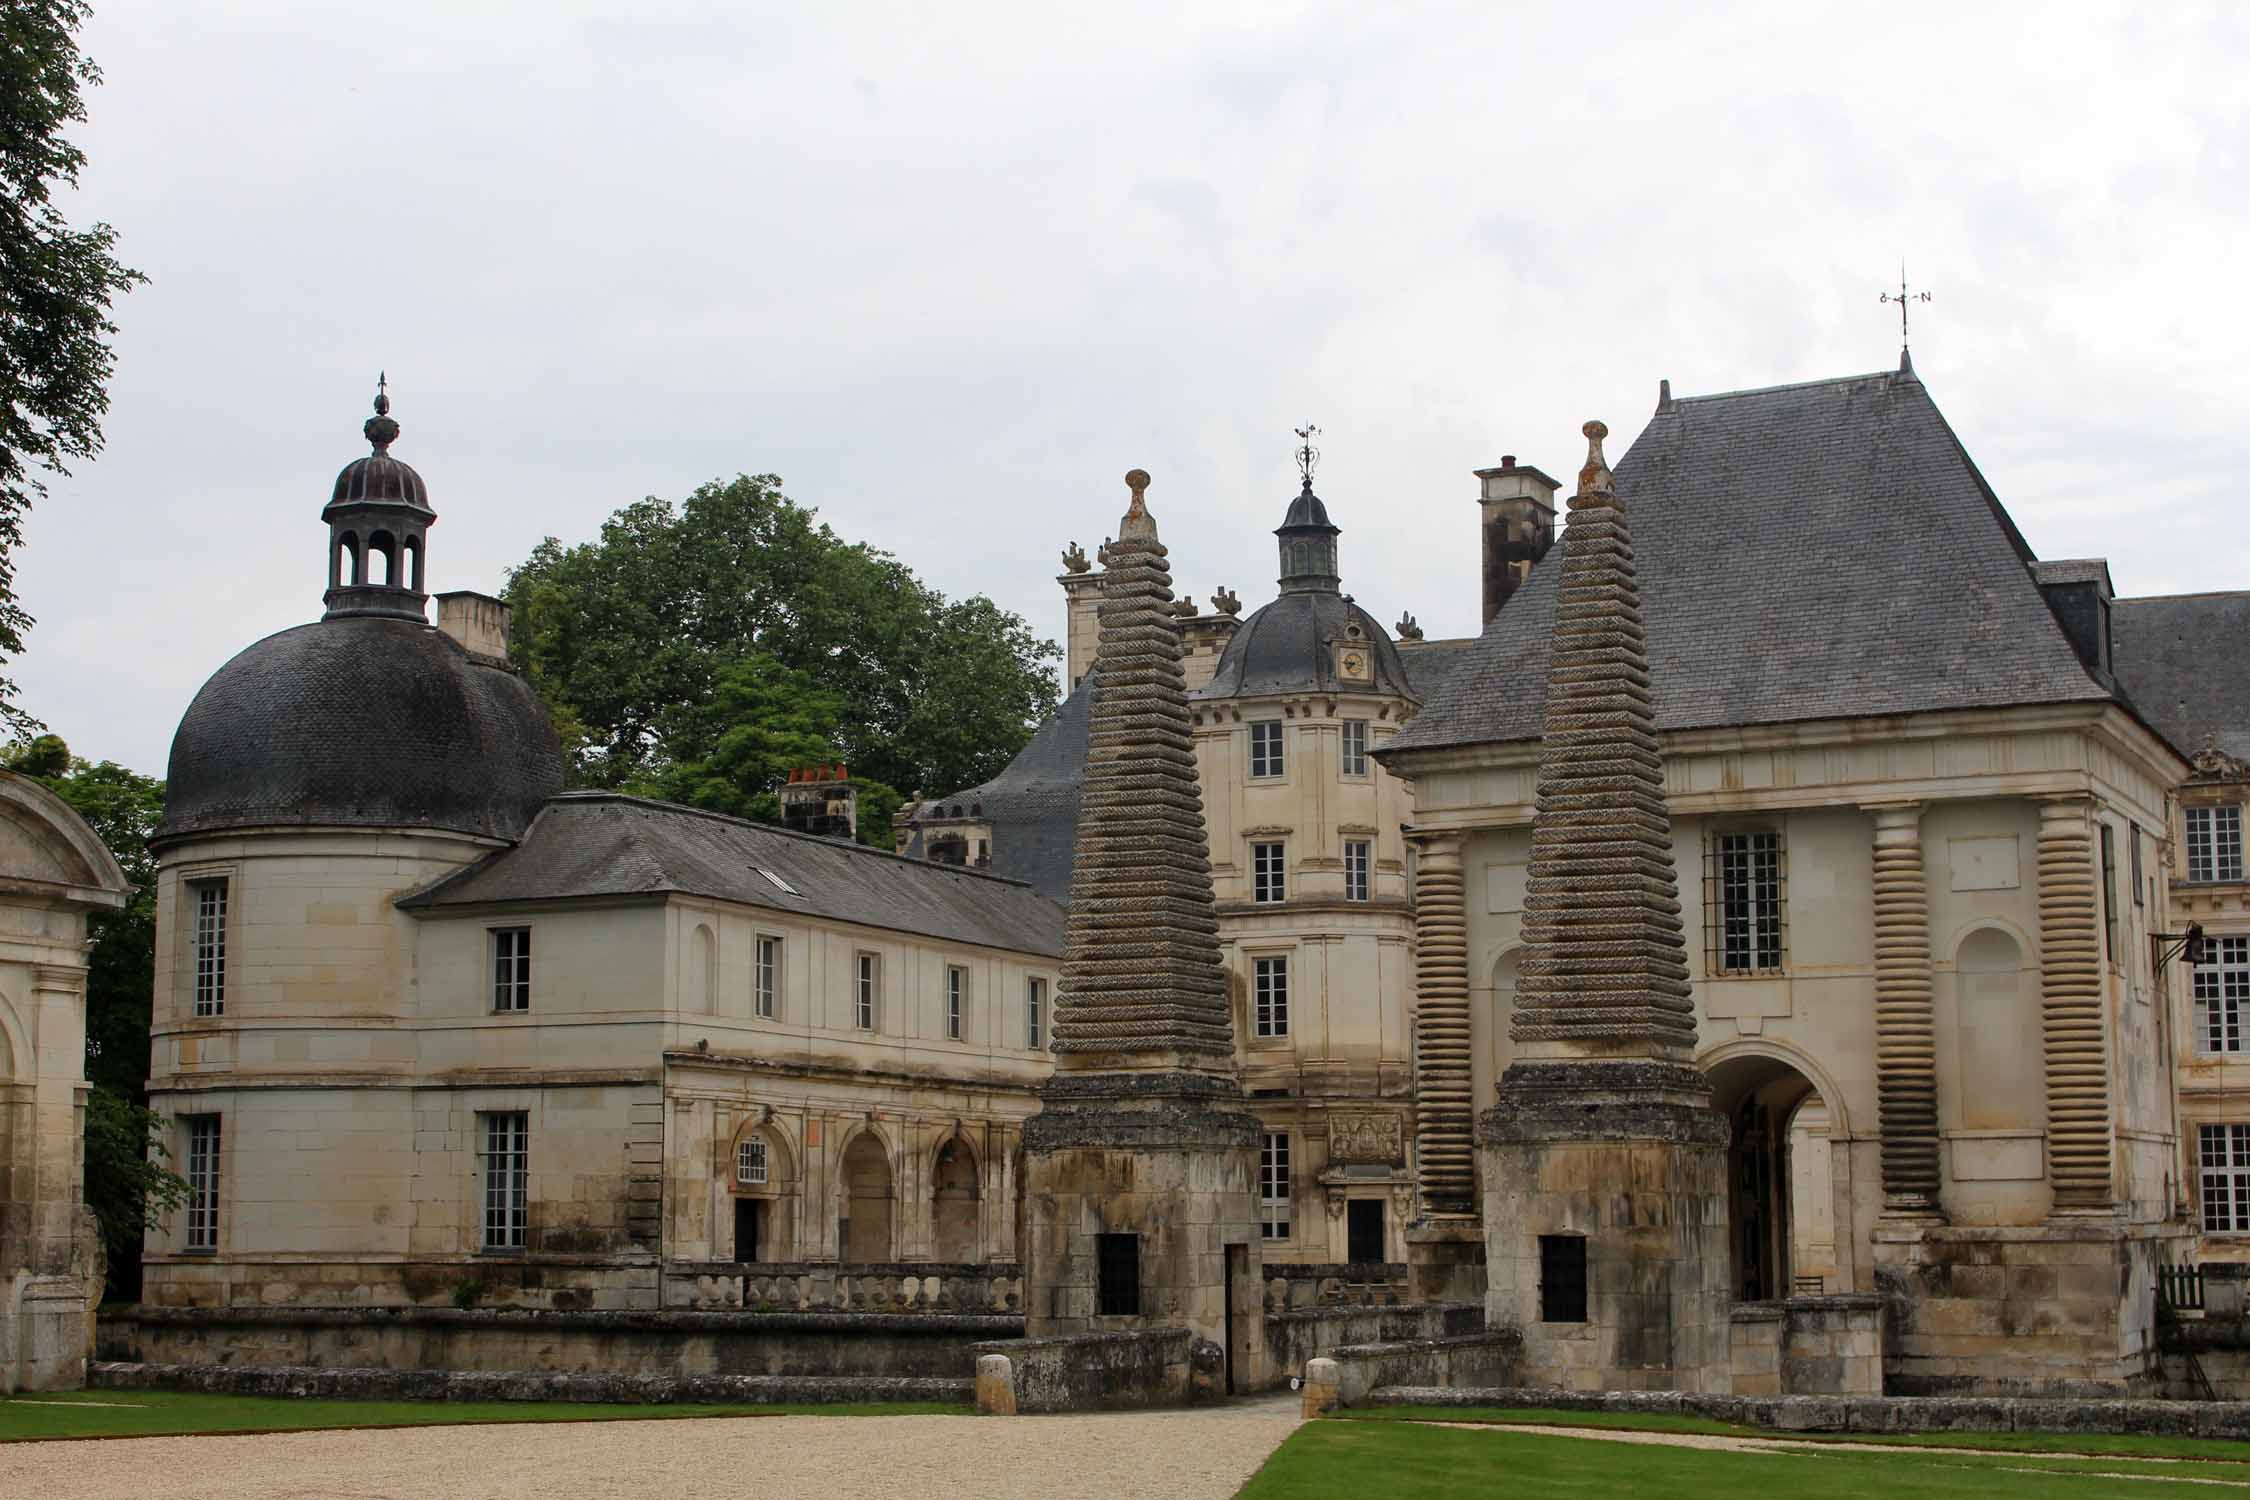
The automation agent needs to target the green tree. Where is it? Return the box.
[0,1,146,734]
[508,474,1060,800]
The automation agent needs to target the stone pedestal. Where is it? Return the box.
[1480,1061,1731,1393]
[1022,1074,1267,1390]
[1404,1220,1488,1304]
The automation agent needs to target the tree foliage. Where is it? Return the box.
[507,474,1060,814]
[0,0,146,734]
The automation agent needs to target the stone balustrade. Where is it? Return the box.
[1261,1262,1409,1312]
[665,1261,1023,1314]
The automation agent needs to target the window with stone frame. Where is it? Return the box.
[1340,719,1370,777]
[755,934,780,1019]
[2197,936,2250,1055]
[1027,977,1046,1049]
[1253,955,1289,1038]
[1706,828,1785,974]
[190,878,228,1017]
[184,1114,221,1251]
[480,1111,529,1250]
[946,965,967,1041]
[1249,720,1285,778]
[1344,839,1371,902]
[1259,1132,1291,1240]
[737,1135,769,1186]
[491,926,531,1012]
[2100,823,2119,967]
[1252,841,1287,904]
[855,952,879,1030]
[2203,1123,2250,1232]
[2188,805,2246,884]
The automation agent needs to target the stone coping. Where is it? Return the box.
[1729,1294,1886,1322]
[1869,1221,2193,1245]
[1329,1331,1521,1360]
[111,1306,1020,1335]
[1268,1302,1479,1327]
[970,1327,1192,1354]
[1365,1385,2250,1438]
[92,1361,971,1406]
[669,1261,1020,1278]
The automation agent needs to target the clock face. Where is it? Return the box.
[1341,651,1366,678]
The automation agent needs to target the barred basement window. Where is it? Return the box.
[855,953,879,1030]
[946,965,967,1041]
[481,1111,529,1250]
[1027,977,1046,1049]
[1253,955,1289,1038]
[738,1136,769,1186]
[190,879,228,1017]
[491,927,531,1012]
[1249,720,1285,778]
[1260,1132,1291,1240]
[1539,1234,1588,1322]
[755,935,780,1019]
[2188,806,2246,884]
[1344,839,1371,902]
[1096,1233,1141,1315]
[1252,842,1287,903]
[1340,719,1369,777]
[2198,937,2250,1055]
[184,1115,221,1251]
[1707,829,1785,974]
[2203,1123,2250,1232]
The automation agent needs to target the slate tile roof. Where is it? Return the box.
[2112,592,2250,761]
[1386,368,2113,753]
[401,791,1065,957]
[903,676,1093,905]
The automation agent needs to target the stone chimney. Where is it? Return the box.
[1059,539,1103,692]
[779,764,857,840]
[1475,456,1561,626]
[435,591,511,660]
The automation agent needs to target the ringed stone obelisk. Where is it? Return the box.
[1479,421,1730,1392]
[1022,469,1266,1388]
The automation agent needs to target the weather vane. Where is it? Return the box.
[1294,423,1321,487]
[1880,263,1931,348]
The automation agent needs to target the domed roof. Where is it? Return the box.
[325,381,431,517]
[1279,483,1336,533]
[158,616,565,844]
[1191,590,1416,701]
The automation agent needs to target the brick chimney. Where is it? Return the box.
[779,764,858,840]
[1475,456,1561,626]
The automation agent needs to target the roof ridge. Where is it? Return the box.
[1670,370,1900,405]
[2115,590,2250,605]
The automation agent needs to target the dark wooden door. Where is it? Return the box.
[735,1198,765,1262]
[1347,1199,1385,1264]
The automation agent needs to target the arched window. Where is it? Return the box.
[688,922,716,1014]
[337,531,362,587]
[404,534,424,592]
[367,530,397,587]
[1953,927,2039,1132]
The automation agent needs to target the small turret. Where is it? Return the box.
[322,375,436,622]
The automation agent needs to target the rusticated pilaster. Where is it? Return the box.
[2037,796,2113,1210]
[1410,833,1472,1217]
[1868,802,1941,1217]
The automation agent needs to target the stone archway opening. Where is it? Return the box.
[1707,1053,1829,1301]
[932,1136,980,1261]
[841,1132,894,1263]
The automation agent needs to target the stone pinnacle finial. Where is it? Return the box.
[1578,419,1612,498]
[364,372,400,453]
[1120,469,1157,542]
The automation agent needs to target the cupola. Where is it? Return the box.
[322,376,436,621]
[1275,423,1340,594]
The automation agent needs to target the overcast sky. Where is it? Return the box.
[19,0,2249,776]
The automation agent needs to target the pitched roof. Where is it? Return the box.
[901,676,1092,906]
[2111,592,2250,762]
[401,792,1065,957]
[1386,368,2111,754]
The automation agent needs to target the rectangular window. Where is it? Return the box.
[1712,830,1784,974]
[1253,955,1289,1038]
[2198,936,2250,1055]
[1027,977,1046,1049]
[1249,720,1285,778]
[1096,1232,1141,1316]
[947,965,966,1041]
[2131,823,2145,906]
[1340,719,1369,777]
[1539,1235,1589,1322]
[755,935,780,1019]
[191,880,228,1017]
[855,953,879,1030]
[1344,839,1371,902]
[737,1136,769,1186]
[491,927,531,1012]
[2203,1124,2250,1233]
[481,1111,529,1250]
[2100,823,2118,966]
[184,1115,220,1251]
[2188,806,2246,884]
[1252,841,1287,904]
[1259,1132,1291,1240]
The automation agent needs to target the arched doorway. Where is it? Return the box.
[1706,1052,1829,1301]
[731,1125,797,1263]
[841,1132,894,1262]
[932,1136,980,1261]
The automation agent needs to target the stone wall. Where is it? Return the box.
[970,1328,1199,1413]
[1261,1262,1409,1311]
[1323,1331,1522,1406]
[665,1262,1022,1313]
[99,1305,1017,1379]
[1728,1295,1884,1396]
[93,1359,969,1407]
[1266,1303,1479,1379]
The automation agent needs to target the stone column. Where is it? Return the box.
[1868,803,1942,1219]
[2037,795,2114,1211]
[1408,831,1473,1219]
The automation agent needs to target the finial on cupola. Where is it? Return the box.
[364,372,400,454]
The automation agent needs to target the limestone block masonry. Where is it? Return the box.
[1409,835,1472,1217]
[1870,803,1941,1216]
[2037,797,2113,1210]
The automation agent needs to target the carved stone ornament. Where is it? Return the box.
[1212,586,1242,617]
[1062,540,1092,574]
[1327,1112,1406,1165]
[1394,610,1424,641]
[2192,735,2249,783]
[1171,596,1198,618]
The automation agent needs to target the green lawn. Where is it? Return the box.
[1245,1418,2250,1498]
[0,1388,969,1442]
[1347,1404,2250,1463]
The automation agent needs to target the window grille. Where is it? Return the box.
[1096,1233,1141,1315]
[1707,829,1785,974]
[1254,956,1289,1038]
[1252,842,1287,904]
[481,1111,529,1250]
[1340,720,1369,777]
[491,927,531,1012]
[1539,1235,1588,1322]
[185,1115,221,1251]
[2198,937,2250,1054]
[1259,1132,1291,1240]
[855,953,878,1030]
[2188,806,2246,884]
[191,880,228,1017]
[2203,1123,2250,1232]
[1249,720,1285,778]
[755,935,779,1019]
[947,966,966,1041]
[1344,839,1371,902]
[738,1136,769,1186]
[1027,977,1045,1049]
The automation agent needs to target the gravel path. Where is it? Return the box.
[0,1396,1304,1500]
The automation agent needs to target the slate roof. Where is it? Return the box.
[902,676,1093,906]
[1397,637,1476,702]
[2112,592,2250,762]
[1386,368,2113,754]
[402,792,1066,957]
[1191,590,1415,701]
